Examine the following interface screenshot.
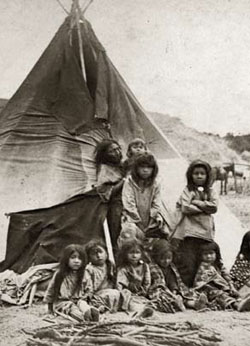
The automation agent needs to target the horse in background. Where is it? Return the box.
[211,166,228,195]
[223,163,244,193]
[212,163,245,194]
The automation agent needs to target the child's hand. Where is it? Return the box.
[155,215,164,229]
[229,283,239,297]
[192,200,204,208]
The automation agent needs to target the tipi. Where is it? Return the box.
[0,1,186,272]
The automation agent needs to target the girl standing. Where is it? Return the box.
[83,240,129,313]
[173,159,218,287]
[230,231,250,297]
[116,241,154,317]
[193,241,250,311]
[44,244,99,322]
[118,153,166,246]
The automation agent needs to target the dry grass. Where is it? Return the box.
[222,193,250,230]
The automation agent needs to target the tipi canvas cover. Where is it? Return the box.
[0,10,186,272]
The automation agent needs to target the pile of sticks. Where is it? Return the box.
[24,320,222,346]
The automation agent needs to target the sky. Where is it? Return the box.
[1,0,250,135]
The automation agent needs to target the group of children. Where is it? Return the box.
[44,138,250,320]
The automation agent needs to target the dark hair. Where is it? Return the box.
[53,244,86,301]
[85,239,107,263]
[126,138,147,158]
[186,159,212,193]
[150,239,173,264]
[94,139,122,165]
[131,153,158,187]
[238,231,250,261]
[117,240,146,267]
[198,241,223,270]
[84,239,115,283]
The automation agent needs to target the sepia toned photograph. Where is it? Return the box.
[1,1,250,345]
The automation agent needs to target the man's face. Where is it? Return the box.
[106,143,122,164]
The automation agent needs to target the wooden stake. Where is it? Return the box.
[103,218,115,264]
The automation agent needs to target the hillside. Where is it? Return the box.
[0,98,247,166]
[225,133,250,162]
[150,112,243,165]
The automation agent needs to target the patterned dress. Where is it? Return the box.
[116,261,151,313]
[193,262,238,309]
[230,254,250,296]
[148,263,184,313]
[149,262,204,312]
[83,262,128,312]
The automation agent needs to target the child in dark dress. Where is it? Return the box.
[173,159,218,287]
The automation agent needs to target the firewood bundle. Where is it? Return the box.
[25,320,222,346]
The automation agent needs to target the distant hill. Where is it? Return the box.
[150,112,244,165]
[224,133,250,161]
[0,99,248,165]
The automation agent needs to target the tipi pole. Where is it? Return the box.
[82,0,94,15]
[73,0,86,81]
[55,0,70,14]
[103,219,115,264]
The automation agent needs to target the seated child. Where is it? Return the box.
[193,241,250,311]
[123,138,147,175]
[116,240,154,317]
[149,239,207,312]
[83,240,129,313]
[44,244,99,322]
[230,231,250,297]
[118,153,168,247]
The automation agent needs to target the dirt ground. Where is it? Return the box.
[1,191,250,346]
[1,303,250,346]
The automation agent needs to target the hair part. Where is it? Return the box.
[53,244,86,301]
[85,239,115,283]
[150,239,173,264]
[131,153,158,187]
[126,138,147,158]
[198,241,222,270]
[116,240,146,267]
[85,239,107,263]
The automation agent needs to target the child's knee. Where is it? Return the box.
[77,299,91,313]
[118,223,144,247]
